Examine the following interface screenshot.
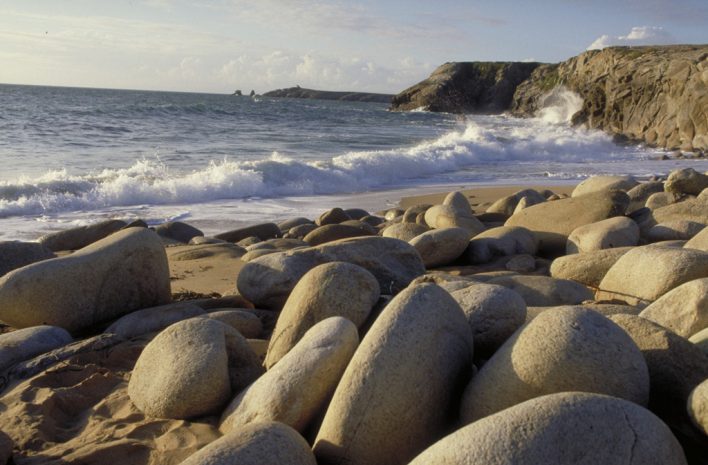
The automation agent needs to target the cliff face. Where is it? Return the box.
[512,45,708,152]
[390,62,540,113]
[263,87,392,103]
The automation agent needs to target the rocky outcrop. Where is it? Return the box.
[512,45,708,152]
[390,62,540,113]
[263,87,393,103]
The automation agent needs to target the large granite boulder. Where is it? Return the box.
[215,223,281,243]
[237,236,425,309]
[0,241,55,277]
[410,392,686,465]
[689,379,708,437]
[505,190,629,254]
[487,189,547,217]
[665,168,708,196]
[409,227,470,267]
[460,307,649,422]
[466,226,537,264]
[550,246,633,288]
[38,219,127,251]
[571,175,639,197]
[0,325,72,371]
[382,223,429,241]
[639,278,708,337]
[0,228,171,333]
[313,283,474,465]
[154,221,203,243]
[487,275,594,307]
[566,216,639,254]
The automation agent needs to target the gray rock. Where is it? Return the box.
[278,217,313,232]
[237,236,425,309]
[550,247,633,288]
[221,317,358,434]
[571,175,639,197]
[461,307,649,423]
[0,325,72,371]
[486,189,546,216]
[684,226,708,251]
[215,223,281,243]
[512,193,546,214]
[180,421,316,465]
[627,181,665,213]
[128,318,263,419]
[596,245,708,305]
[526,304,641,323]
[640,195,708,231]
[688,379,708,436]
[409,227,470,268]
[566,216,639,254]
[505,191,629,254]
[488,275,594,306]
[344,208,370,220]
[38,219,127,251]
[317,207,350,226]
[0,241,55,277]
[382,223,429,241]
[450,283,526,357]
[411,392,686,465]
[423,205,485,235]
[265,262,378,368]
[646,220,705,242]
[154,221,203,244]
[466,226,537,264]
[105,302,206,339]
[286,223,319,238]
[304,224,372,246]
[402,205,431,223]
[0,228,171,333]
[665,167,708,196]
[205,310,263,339]
[645,191,682,210]
[639,278,708,338]
[504,253,536,272]
[313,283,474,465]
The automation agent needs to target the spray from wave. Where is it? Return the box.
[536,86,584,124]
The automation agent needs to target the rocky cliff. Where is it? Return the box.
[391,45,708,152]
[390,62,540,113]
[263,87,392,103]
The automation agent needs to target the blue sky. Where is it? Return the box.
[1,0,706,94]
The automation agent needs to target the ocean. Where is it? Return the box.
[0,84,702,241]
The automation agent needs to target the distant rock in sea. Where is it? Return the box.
[263,86,393,103]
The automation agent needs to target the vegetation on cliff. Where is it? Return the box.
[263,87,393,104]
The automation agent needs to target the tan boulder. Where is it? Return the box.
[689,327,708,355]
[461,307,649,423]
[0,326,72,371]
[566,216,639,254]
[382,222,429,241]
[571,175,639,197]
[105,302,206,339]
[409,227,470,267]
[0,228,171,333]
[205,310,262,338]
[410,393,686,465]
[317,207,351,226]
[0,241,55,277]
[424,205,485,235]
[488,275,594,306]
[265,262,378,368]
[596,245,708,305]
[220,317,358,434]
[688,379,708,437]
[486,189,546,216]
[38,219,127,251]
[466,226,537,264]
[550,246,632,288]
[665,167,708,196]
[646,191,682,210]
[627,181,665,213]
[179,421,316,465]
[639,278,708,337]
[685,226,708,251]
[303,224,372,246]
[313,283,474,465]
[646,220,705,242]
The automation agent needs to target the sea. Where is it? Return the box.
[0,83,704,241]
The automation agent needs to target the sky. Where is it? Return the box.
[1,0,707,94]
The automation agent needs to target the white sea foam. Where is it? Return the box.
[536,86,584,124]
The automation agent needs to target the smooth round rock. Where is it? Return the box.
[639,278,708,337]
[487,189,546,216]
[0,326,72,372]
[215,223,281,243]
[688,379,708,436]
[665,167,708,196]
[38,219,127,251]
[0,228,171,333]
[410,392,686,465]
[128,318,263,419]
[382,223,429,241]
[205,309,263,339]
[689,327,708,355]
[550,247,633,288]
[304,224,372,246]
[566,216,639,254]
[0,241,55,278]
[180,421,316,465]
[155,221,203,244]
[488,275,594,306]
[572,175,639,197]
[409,227,470,268]
[627,181,665,213]
[461,307,650,423]
[317,207,350,226]
[105,302,206,339]
[278,217,313,232]
[647,220,705,242]
[220,317,358,434]
[466,226,537,264]
[313,283,474,465]
[265,262,379,368]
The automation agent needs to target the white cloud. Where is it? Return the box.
[587,26,675,50]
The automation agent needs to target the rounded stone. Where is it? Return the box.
[466,226,537,264]
[154,221,203,244]
[566,216,639,254]
[317,207,351,226]
[0,241,55,278]
[0,326,72,371]
[180,421,316,465]
[128,318,263,419]
[265,262,379,368]
[205,309,263,339]
[689,327,708,355]
[572,175,639,197]
[220,317,358,434]
[488,275,594,306]
[460,307,650,423]
[646,191,682,210]
[105,302,206,339]
[647,220,705,242]
[304,224,372,246]
[409,227,470,268]
[313,283,474,465]
[550,247,633,288]
[639,278,708,337]
[38,219,127,251]
[665,167,708,196]
[684,226,708,251]
[411,392,686,465]
[382,223,429,242]
[688,379,708,436]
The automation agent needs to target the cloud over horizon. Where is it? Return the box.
[587,26,676,50]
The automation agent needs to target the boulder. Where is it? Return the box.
[154,221,203,243]
[684,226,708,251]
[486,189,546,216]
[0,431,11,465]
[104,302,206,339]
[402,205,431,223]
[204,310,262,339]
[0,228,171,333]
[128,318,263,419]
[286,223,319,238]
[304,224,372,246]
[688,379,708,436]
[641,195,708,231]
[241,249,277,262]
[627,181,665,213]
[466,226,537,264]
[237,236,425,309]
[550,247,633,288]
[0,241,55,277]
[382,223,429,241]
[647,220,705,242]
[277,217,313,232]
[313,283,474,465]
[0,325,72,371]
[188,236,227,245]
[410,392,686,465]
[488,275,594,306]
[646,191,683,210]
[317,207,350,226]
[571,175,639,197]
[179,421,316,465]
[526,304,641,323]
[511,194,546,214]
[665,168,708,196]
[265,262,379,368]
[215,223,281,243]
[409,227,470,268]
[460,307,649,423]
[37,219,127,251]
[639,278,708,338]
[450,283,527,357]
[505,190,629,254]
[423,205,485,235]
[220,317,358,434]
[344,208,370,220]
[566,216,639,254]
[246,238,307,251]
[689,327,708,355]
[505,253,536,272]
[596,246,708,305]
